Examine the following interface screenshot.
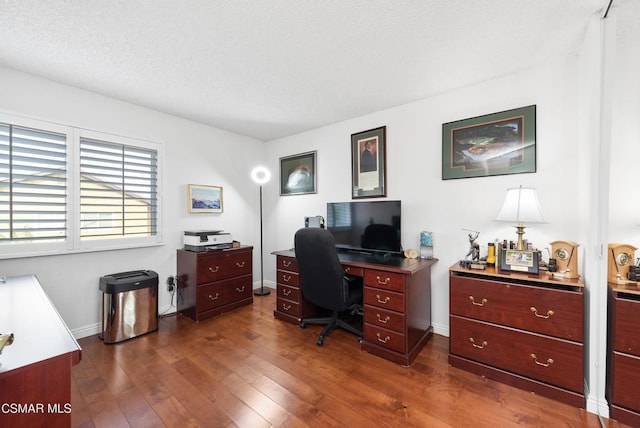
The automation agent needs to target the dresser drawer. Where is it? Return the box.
[197,251,252,284]
[364,323,405,353]
[196,276,252,313]
[613,296,640,356]
[364,269,405,292]
[450,275,583,341]
[277,256,298,272]
[364,287,405,312]
[364,304,405,332]
[276,297,301,318]
[277,284,300,301]
[450,315,583,393]
[611,351,640,411]
[343,265,364,277]
[277,269,300,287]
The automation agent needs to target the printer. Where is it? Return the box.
[184,230,233,252]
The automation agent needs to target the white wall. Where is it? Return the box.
[262,58,584,336]
[0,66,265,337]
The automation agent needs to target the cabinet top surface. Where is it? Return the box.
[0,274,81,376]
[450,263,584,288]
[609,281,640,295]
[178,245,253,255]
[272,248,437,274]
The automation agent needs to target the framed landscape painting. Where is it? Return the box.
[442,105,536,180]
[188,184,223,213]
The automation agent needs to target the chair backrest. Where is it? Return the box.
[294,227,347,311]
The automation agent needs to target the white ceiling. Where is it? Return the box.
[0,1,607,141]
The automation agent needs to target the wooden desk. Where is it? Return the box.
[0,274,82,427]
[272,249,437,366]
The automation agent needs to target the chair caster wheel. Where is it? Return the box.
[317,337,324,346]
[299,322,306,329]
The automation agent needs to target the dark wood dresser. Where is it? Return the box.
[607,283,640,426]
[177,246,253,321]
[449,264,585,407]
[0,274,82,428]
[272,249,437,366]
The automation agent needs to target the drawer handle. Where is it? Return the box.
[283,274,292,282]
[469,296,487,306]
[376,314,390,324]
[282,260,292,267]
[208,293,220,301]
[282,289,291,296]
[345,266,351,273]
[530,307,554,319]
[282,303,291,311]
[376,276,390,285]
[531,353,554,367]
[208,266,220,273]
[235,286,245,293]
[469,338,487,349]
[376,294,390,304]
[376,333,391,343]
[236,261,246,268]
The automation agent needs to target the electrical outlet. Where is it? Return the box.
[166,275,175,292]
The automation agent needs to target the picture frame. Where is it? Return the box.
[351,126,386,199]
[279,151,317,196]
[500,249,539,274]
[442,105,536,180]
[187,184,223,213]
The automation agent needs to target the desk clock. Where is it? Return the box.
[608,243,638,283]
[550,240,579,279]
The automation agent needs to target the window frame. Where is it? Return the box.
[0,112,163,260]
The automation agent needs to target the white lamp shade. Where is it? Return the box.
[251,166,271,185]
[495,186,545,224]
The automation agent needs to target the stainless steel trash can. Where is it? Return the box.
[99,270,158,344]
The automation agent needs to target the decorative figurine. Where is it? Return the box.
[464,229,480,261]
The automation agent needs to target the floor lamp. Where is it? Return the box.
[251,166,271,296]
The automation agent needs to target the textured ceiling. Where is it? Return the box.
[0,1,606,141]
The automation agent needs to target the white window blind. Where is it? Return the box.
[80,137,158,240]
[327,202,351,228]
[0,123,67,244]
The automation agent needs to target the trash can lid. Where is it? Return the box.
[99,270,158,293]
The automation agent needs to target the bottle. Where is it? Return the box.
[487,242,496,266]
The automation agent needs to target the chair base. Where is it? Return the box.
[299,310,363,346]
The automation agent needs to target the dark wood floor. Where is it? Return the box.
[71,291,624,427]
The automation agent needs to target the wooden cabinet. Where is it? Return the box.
[449,265,585,407]
[272,249,436,366]
[177,247,253,321]
[607,284,640,426]
[0,275,82,428]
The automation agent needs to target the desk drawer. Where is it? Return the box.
[365,269,405,292]
[196,276,252,313]
[364,304,405,333]
[450,275,583,341]
[364,324,405,353]
[364,287,405,313]
[277,270,300,287]
[197,251,252,284]
[613,297,640,356]
[343,265,364,277]
[277,256,298,272]
[450,315,583,393]
[276,297,301,318]
[277,284,300,301]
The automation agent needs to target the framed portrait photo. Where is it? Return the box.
[187,184,223,213]
[351,126,386,199]
[442,105,536,180]
[279,151,317,195]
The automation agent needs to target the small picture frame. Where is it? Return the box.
[500,249,539,274]
[280,151,317,195]
[188,184,223,213]
[351,126,386,199]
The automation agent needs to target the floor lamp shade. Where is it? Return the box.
[251,166,271,296]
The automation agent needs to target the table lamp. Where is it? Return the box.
[251,166,271,296]
[495,185,546,251]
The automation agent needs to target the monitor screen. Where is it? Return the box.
[326,200,401,255]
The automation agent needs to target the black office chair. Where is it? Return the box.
[294,227,363,346]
